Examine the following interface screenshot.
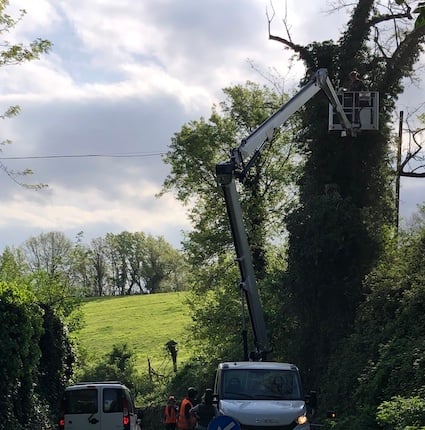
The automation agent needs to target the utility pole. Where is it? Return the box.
[395,111,403,230]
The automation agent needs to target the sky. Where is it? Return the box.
[0,0,424,252]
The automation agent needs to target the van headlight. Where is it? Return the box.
[296,414,308,425]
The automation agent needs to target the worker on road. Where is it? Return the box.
[189,388,218,430]
[177,387,197,430]
[164,395,178,430]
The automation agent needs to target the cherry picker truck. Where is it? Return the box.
[213,69,379,430]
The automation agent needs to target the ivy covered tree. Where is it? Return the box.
[264,0,425,389]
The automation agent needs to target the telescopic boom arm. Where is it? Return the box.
[233,69,351,179]
[216,69,351,360]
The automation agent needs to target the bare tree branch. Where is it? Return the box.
[266,0,311,62]
[369,10,413,26]
[373,26,391,59]
[399,110,425,178]
[379,23,425,96]
[399,171,425,177]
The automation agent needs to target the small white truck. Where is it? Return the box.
[215,361,312,429]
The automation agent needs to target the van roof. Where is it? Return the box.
[65,381,128,390]
[218,362,299,371]
[75,381,122,385]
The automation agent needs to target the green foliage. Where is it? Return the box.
[163,81,297,251]
[0,247,24,282]
[162,81,298,361]
[187,275,247,362]
[104,231,188,295]
[22,231,74,277]
[6,235,84,330]
[36,304,75,425]
[0,37,52,65]
[0,2,52,66]
[413,3,425,29]
[28,270,81,320]
[318,214,425,429]
[166,358,217,401]
[283,183,387,387]
[17,230,187,296]
[0,104,20,119]
[0,248,79,429]
[77,343,140,391]
[0,281,44,429]
[377,396,425,430]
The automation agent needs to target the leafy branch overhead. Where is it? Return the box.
[0,1,52,189]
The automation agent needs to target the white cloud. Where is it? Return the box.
[7,0,61,36]
[0,180,190,243]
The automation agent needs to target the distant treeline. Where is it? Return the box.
[4,230,188,296]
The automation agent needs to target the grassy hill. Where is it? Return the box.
[75,292,192,374]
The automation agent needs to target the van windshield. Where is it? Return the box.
[64,389,98,414]
[221,369,302,400]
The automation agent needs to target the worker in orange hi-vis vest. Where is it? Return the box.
[177,387,197,430]
[164,396,179,430]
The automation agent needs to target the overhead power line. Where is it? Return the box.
[0,151,167,160]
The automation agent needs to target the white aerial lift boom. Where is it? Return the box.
[216,68,373,360]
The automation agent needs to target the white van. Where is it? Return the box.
[58,381,139,430]
[214,362,313,429]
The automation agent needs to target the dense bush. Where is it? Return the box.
[377,395,425,430]
[76,343,141,390]
[0,282,43,430]
[319,219,425,429]
[37,304,75,425]
[0,276,77,430]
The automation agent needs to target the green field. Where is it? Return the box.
[76,292,192,374]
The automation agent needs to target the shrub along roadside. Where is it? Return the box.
[0,282,43,429]
[376,395,425,430]
[0,281,76,430]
